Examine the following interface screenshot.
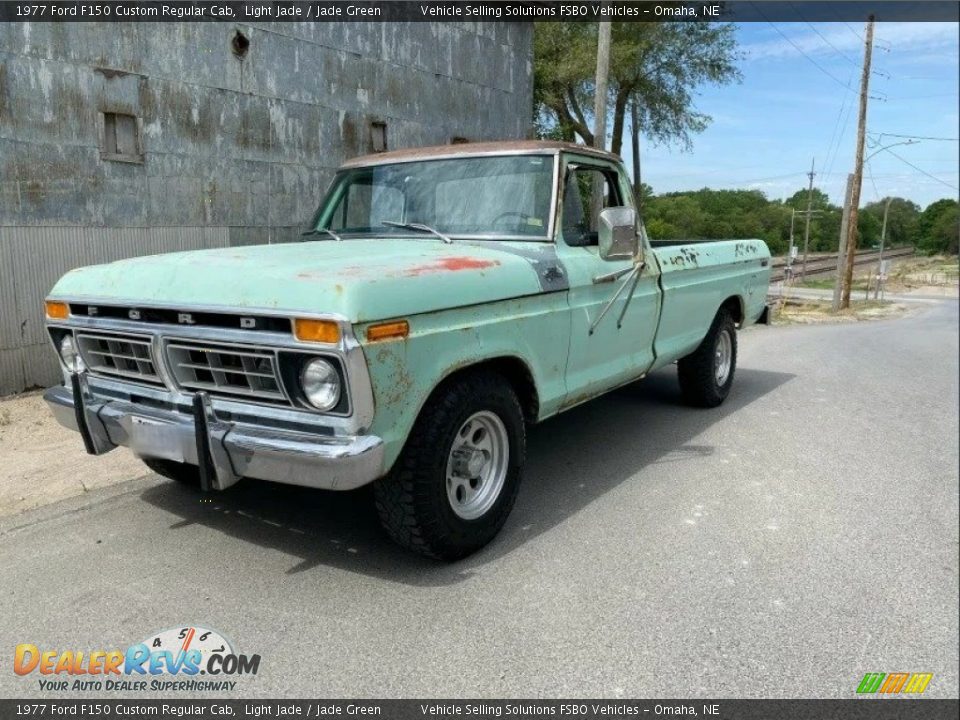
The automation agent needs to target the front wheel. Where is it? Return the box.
[677,308,738,408]
[374,370,526,560]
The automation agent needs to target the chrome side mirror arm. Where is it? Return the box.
[588,259,646,335]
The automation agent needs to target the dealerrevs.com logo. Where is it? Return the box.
[14,625,260,692]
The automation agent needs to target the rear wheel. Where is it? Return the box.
[677,308,737,408]
[141,457,200,486]
[374,370,526,560]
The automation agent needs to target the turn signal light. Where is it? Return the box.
[366,320,409,342]
[45,301,69,320]
[294,318,341,344]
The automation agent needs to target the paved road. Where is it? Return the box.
[2,302,957,699]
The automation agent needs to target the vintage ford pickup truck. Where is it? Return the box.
[44,141,771,559]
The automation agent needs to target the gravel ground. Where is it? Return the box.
[0,390,145,517]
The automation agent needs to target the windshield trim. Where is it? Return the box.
[308,153,560,244]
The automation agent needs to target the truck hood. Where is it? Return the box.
[49,239,548,323]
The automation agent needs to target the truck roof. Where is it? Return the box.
[340,140,621,168]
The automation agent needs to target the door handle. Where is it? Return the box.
[593,266,635,284]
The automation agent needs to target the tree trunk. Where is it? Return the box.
[610,88,630,157]
[630,99,642,208]
[549,98,592,146]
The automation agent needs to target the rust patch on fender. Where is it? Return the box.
[402,257,500,276]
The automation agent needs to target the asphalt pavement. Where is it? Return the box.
[1,301,957,699]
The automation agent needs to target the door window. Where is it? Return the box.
[561,166,622,246]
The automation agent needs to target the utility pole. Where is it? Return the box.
[874,196,892,300]
[801,158,816,279]
[593,19,612,151]
[832,174,855,312]
[789,209,796,259]
[839,15,875,309]
[591,17,612,221]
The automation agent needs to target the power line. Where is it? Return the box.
[802,19,859,67]
[821,88,850,179]
[843,22,864,43]
[871,132,960,142]
[768,23,856,92]
[824,91,855,182]
[885,149,960,191]
[753,6,856,94]
[866,159,881,200]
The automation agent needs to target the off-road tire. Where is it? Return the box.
[677,308,737,408]
[373,370,526,560]
[141,457,201,486]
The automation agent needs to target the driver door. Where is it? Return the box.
[556,156,661,406]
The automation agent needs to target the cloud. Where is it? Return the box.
[743,22,959,62]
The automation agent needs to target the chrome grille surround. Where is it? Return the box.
[75,332,163,386]
[165,341,287,405]
[44,301,376,434]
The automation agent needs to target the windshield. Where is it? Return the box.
[309,155,556,240]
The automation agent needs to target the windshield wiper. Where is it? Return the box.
[382,220,452,244]
[301,228,343,241]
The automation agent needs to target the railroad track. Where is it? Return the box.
[770,247,914,282]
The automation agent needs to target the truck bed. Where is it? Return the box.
[648,239,772,367]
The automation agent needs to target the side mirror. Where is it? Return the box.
[598,207,640,261]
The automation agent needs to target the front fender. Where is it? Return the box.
[357,292,570,472]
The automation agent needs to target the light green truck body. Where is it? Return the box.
[44,141,770,557]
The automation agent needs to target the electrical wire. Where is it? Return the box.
[884,149,960,191]
[751,2,856,94]
[871,132,960,142]
[802,19,859,67]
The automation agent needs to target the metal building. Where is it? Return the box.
[0,21,534,394]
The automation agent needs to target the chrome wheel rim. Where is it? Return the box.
[446,410,509,520]
[715,329,732,386]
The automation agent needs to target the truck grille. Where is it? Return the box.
[76,332,163,386]
[165,341,287,404]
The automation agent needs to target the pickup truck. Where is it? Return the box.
[43,140,771,559]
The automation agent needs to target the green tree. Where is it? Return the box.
[861,197,921,248]
[534,21,741,193]
[916,199,959,255]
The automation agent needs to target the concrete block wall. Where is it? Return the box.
[0,21,534,394]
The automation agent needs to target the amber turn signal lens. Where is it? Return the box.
[366,320,409,342]
[294,319,341,344]
[45,301,69,320]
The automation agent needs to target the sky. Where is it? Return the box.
[637,21,960,209]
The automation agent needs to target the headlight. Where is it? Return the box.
[300,358,340,411]
[59,334,85,373]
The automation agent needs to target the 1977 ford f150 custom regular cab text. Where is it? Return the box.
[44,141,771,559]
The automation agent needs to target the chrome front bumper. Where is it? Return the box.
[44,373,385,491]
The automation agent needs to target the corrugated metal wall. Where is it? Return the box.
[0,227,230,392]
[0,21,534,394]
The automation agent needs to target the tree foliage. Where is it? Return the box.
[533,22,741,156]
[916,199,959,254]
[642,187,954,256]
